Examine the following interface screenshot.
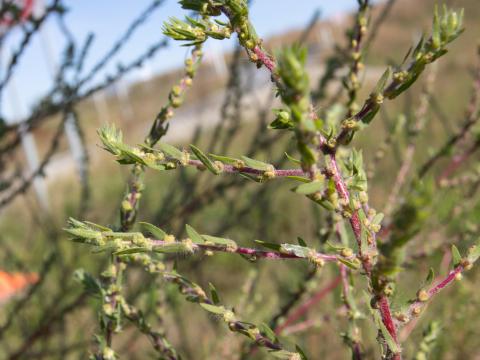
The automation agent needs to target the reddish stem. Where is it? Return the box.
[438,140,480,182]
[253,46,276,73]
[330,155,400,356]
[378,295,398,343]
[404,264,464,326]
[150,240,340,262]
[330,156,365,262]
[275,275,341,334]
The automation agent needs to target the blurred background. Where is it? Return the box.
[0,0,479,359]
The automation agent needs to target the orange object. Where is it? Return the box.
[0,271,39,303]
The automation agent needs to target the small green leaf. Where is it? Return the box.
[373,66,392,95]
[372,213,384,226]
[185,224,204,244]
[154,243,190,254]
[209,154,242,165]
[285,152,301,165]
[83,221,111,232]
[297,142,316,167]
[139,222,167,240]
[372,308,400,354]
[269,350,297,359]
[157,142,183,160]
[294,181,324,195]
[286,176,310,183]
[467,243,480,264]
[316,198,336,211]
[190,144,220,175]
[425,267,435,285]
[238,173,261,183]
[297,237,307,247]
[326,241,344,250]
[377,316,400,354]
[296,345,309,360]
[241,156,272,171]
[199,303,225,315]
[209,283,220,305]
[281,244,311,258]
[202,234,236,248]
[73,269,102,297]
[451,244,462,267]
[114,247,150,255]
[259,322,277,343]
[255,240,281,251]
[337,256,360,270]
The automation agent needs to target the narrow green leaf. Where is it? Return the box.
[286,176,310,183]
[269,350,297,359]
[294,181,324,195]
[372,213,384,226]
[358,209,369,255]
[185,224,204,244]
[259,322,277,343]
[83,221,111,232]
[157,142,183,160]
[153,243,189,254]
[255,240,281,251]
[285,152,301,165]
[73,269,102,297]
[281,244,311,258]
[451,244,462,267]
[114,247,150,255]
[241,156,271,171]
[425,267,435,286]
[202,234,236,248]
[297,237,307,247]
[467,243,480,264]
[296,345,309,360]
[209,154,242,165]
[199,303,226,315]
[337,256,360,270]
[139,222,167,240]
[373,66,392,94]
[209,283,220,305]
[377,315,400,354]
[316,198,336,211]
[238,173,261,183]
[190,144,220,175]
[326,241,344,250]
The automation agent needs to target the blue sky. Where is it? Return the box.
[1,0,378,120]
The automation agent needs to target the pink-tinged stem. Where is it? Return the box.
[400,250,452,341]
[330,155,400,356]
[405,265,464,323]
[150,240,339,262]
[428,265,464,297]
[253,46,276,73]
[280,318,319,336]
[330,156,365,263]
[275,276,341,335]
[187,159,306,177]
[378,295,398,342]
[438,140,480,182]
